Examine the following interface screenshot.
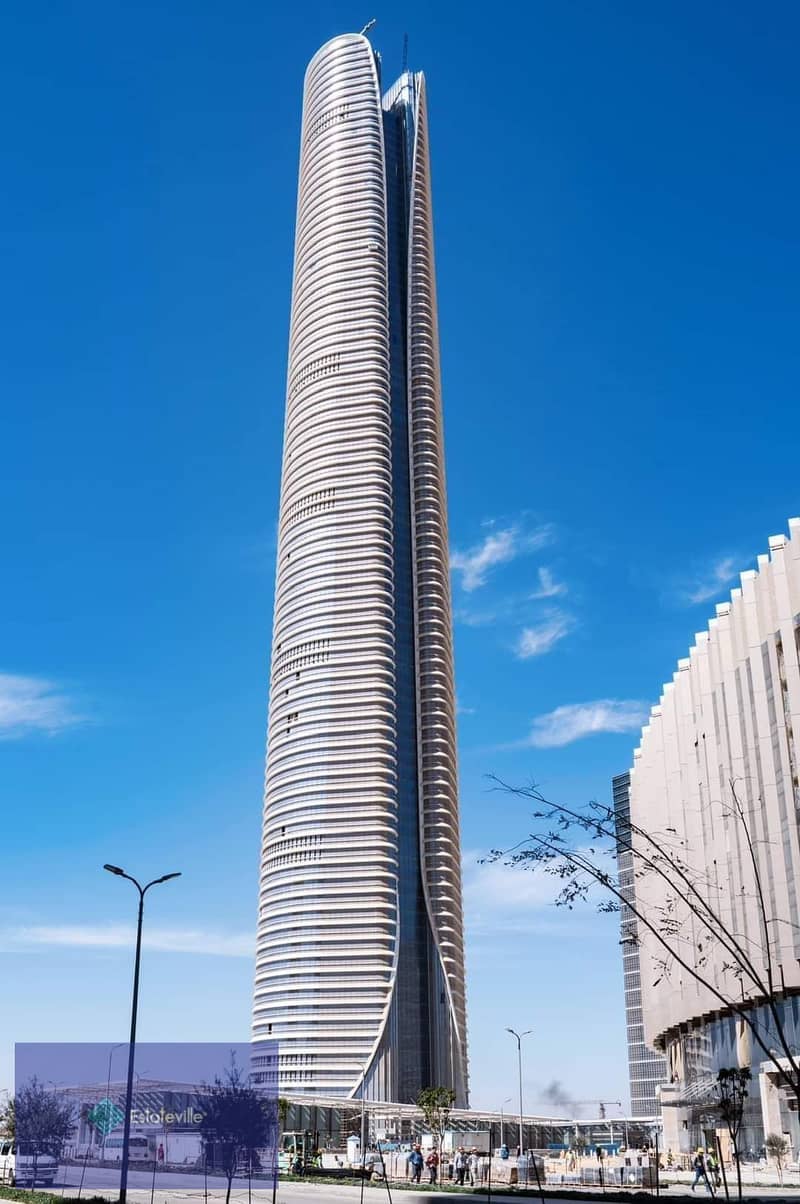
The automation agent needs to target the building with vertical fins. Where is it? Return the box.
[629,520,800,1153]
[612,771,667,1117]
[252,32,468,1106]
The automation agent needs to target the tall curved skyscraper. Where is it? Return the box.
[252,32,468,1105]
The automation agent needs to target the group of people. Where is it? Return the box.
[406,1144,483,1185]
[691,1148,723,1193]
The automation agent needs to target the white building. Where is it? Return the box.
[252,32,468,1105]
[630,519,800,1153]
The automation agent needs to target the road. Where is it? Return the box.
[13,1168,537,1204]
[19,1169,800,1204]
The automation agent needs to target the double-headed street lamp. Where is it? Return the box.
[505,1027,533,1156]
[103,864,181,1204]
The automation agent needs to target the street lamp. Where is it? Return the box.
[505,1028,533,1156]
[499,1098,512,1148]
[359,1063,368,1170]
[103,864,181,1204]
[102,1044,126,1160]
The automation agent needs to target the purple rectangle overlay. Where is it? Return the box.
[13,1041,278,1193]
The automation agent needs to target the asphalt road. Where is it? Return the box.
[16,1166,800,1204]
[29,1174,800,1204]
[58,1162,246,1193]
[30,1172,528,1204]
[38,1182,607,1204]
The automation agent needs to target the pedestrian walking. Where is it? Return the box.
[468,1149,480,1186]
[706,1149,721,1188]
[426,1149,440,1184]
[407,1145,424,1183]
[454,1147,468,1186]
[691,1149,712,1193]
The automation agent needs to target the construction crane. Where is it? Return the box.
[533,1099,623,1120]
[569,1100,623,1120]
[566,1102,628,1150]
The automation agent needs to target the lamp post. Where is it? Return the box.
[359,1064,369,1204]
[103,864,181,1204]
[360,1063,368,1168]
[499,1098,512,1149]
[505,1028,533,1156]
[102,1043,126,1160]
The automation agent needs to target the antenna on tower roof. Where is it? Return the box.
[402,33,408,72]
[360,18,377,36]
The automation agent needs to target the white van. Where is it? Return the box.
[0,1140,58,1187]
[104,1133,156,1162]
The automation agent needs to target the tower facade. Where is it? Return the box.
[629,520,800,1153]
[252,32,468,1106]
[612,771,667,1117]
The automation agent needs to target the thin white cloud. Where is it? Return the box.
[451,523,552,592]
[454,605,497,628]
[525,699,649,748]
[516,612,574,659]
[0,673,83,738]
[682,556,738,605]
[463,852,555,911]
[461,850,604,937]
[529,566,566,600]
[3,924,253,958]
[451,528,517,591]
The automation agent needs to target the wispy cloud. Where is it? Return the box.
[451,523,553,592]
[682,556,738,605]
[524,699,649,748]
[529,566,566,600]
[461,850,603,938]
[0,673,84,739]
[2,924,253,958]
[515,612,574,659]
[454,605,498,628]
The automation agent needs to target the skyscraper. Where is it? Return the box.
[252,32,468,1106]
[612,771,667,1117]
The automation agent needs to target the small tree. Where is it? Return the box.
[715,1067,751,1200]
[199,1059,271,1204]
[0,1097,15,1138]
[14,1077,75,1183]
[765,1133,789,1184]
[417,1087,455,1152]
[277,1098,290,1134]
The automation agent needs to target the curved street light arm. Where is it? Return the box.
[102,865,181,1203]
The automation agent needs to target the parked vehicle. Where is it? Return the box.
[104,1133,156,1162]
[0,1140,58,1187]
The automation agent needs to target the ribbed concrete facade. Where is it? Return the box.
[612,772,667,1116]
[253,33,468,1105]
[630,520,800,1090]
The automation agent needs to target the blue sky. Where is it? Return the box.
[2,0,799,1115]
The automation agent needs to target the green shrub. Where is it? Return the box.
[0,1191,115,1204]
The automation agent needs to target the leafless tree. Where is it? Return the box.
[484,776,800,1119]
